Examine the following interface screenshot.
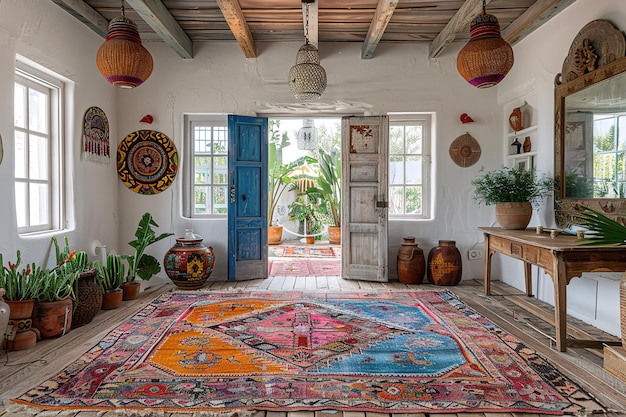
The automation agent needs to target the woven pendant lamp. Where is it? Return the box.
[456,0,513,88]
[288,0,327,100]
[96,1,153,89]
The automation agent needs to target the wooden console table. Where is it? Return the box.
[479,227,625,352]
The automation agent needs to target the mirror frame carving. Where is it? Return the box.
[554,20,626,227]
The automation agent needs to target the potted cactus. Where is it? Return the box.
[95,253,125,309]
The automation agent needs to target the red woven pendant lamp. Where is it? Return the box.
[96,0,153,89]
[456,0,514,88]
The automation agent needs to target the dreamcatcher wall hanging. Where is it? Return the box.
[117,130,178,195]
[82,106,110,163]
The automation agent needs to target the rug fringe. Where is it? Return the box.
[5,403,255,417]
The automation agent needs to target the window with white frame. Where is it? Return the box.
[184,116,229,217]
[14,63,64,233]
[388,114,432,219]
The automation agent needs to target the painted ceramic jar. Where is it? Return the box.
[164,231,215,289]
[397,236,425,284]
[427,240,462,286]
[0,289,9,346]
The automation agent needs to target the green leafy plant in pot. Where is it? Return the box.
[471,166,554,229]
[94,253,125,309]
[309,147,341,244]
[121,213,173,300]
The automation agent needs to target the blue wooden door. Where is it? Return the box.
[228,115,268,281]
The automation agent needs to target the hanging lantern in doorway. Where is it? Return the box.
[297,119,319,150]
[456,0,514,88]
[288,0,327,100]
[96,0,153,88]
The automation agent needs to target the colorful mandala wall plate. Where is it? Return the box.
[117,130,178,195]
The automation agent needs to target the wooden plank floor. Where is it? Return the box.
[1,275,626,416]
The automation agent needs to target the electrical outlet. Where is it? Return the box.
[468,249,483,260]
[5,324,16,341]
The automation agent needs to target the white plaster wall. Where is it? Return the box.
[0,1,118,267]
[114,39,503,283]
[495,0,626,336]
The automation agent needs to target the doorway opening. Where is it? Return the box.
[267,117,342,277]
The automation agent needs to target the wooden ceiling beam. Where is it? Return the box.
[50,0,109,38]
[215,0,258,58]
[502,0,577,45]
[125,0,193,59]
[361,0,399,59]
[428,0,493,59]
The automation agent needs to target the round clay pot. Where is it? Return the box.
[495,201,532,230]
[164,237,215,289]
[427,240,462,286]
[32,298,73,338]
[101,289,123,310]
[397,236,425,284]
[5,299,37,351]
[121,282,141,301]
[328,226,341,245]
[269,225,283,245]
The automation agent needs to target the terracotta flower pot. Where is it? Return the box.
[268,225,283,245]
[4,299,37,351]
[328,226,341,245]
[32,298,73,338]
[101,289,123,310]
[121,282,141,301]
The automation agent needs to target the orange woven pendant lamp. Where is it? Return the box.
[456,0,514,88]
[96,0,153,89]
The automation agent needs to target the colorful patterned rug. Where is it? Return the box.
[269,245,341,258]
[268,259,341,276]
[13,291,600,415]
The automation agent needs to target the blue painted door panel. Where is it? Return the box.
[227,115,268,281]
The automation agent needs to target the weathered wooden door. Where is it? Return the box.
[227,115,268,281]
[341,116,389,281]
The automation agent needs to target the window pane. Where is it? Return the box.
[15,131,27,178]
[195,157,211,184]
[194,186,209,214]
[404,186,422,214]
[213,186,227,214]
[389,126,403,154]
[619,152,626,181]
[214,127,228,154]
[406,126,422,153]
[28,88,48,134]
[389,186,404,215]
[405,156,422,184]
[194,126,211,153]
[389,156,404,184]
[30,183,49,226]
[619,116,626,151]
[29,135,49,180]
[213,156,227,184]
[594,117,616,152]
[15,182,27,228]
[14,83,26,128]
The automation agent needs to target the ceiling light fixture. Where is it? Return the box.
[456,0,514,88]
[288,0,327,100]
[96,0,153,89]
[297,118,319,150]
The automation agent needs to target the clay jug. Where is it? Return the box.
[397,236,425,284]
[427,240,462,286]
[164,230,215,289]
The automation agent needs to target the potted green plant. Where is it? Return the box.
[121,212,173,300]
[31,266,75,338]
[471,166,554,229]
[95,253,125,309]
[52,236,102,328]
[309,147,341,244]
[0,251,40,350]
[288,190,323,244]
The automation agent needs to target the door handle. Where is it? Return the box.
[230,184,236,204]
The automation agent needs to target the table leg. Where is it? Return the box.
[552,258,568,352]
[483,234,492,295]
[524,262,533,297]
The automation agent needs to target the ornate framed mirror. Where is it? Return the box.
[554,19,626,227]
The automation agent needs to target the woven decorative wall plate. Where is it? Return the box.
[117,130,178,195]
[449,133,481,168]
